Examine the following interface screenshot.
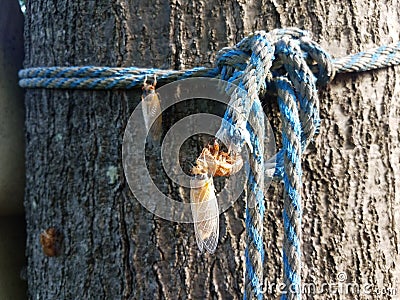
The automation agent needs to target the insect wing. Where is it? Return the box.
[142,92,162,142]
[190,176,219,254]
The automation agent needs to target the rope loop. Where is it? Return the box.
[207,28,332,300]
[215,28,333,160]
[210,28,338,300]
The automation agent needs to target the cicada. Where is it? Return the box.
[142,75,162,142]
[191,141,243,253]
[190,172,219,254]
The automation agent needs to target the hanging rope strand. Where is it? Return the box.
[214,32,275,300]
[214,29,332,299]
[276,77,303,300]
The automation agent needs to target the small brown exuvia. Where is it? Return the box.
[40,227,62,257]
[142,75,162,142]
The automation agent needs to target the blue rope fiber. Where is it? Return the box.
[19,28,400,300]
[277,77,303,300]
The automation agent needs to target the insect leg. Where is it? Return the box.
[153,74,157,87]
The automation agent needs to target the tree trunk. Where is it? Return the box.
[24,1,399,299]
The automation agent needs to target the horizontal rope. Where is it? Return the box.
[19,41,400,90]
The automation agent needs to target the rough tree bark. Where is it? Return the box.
[24,0,399,299]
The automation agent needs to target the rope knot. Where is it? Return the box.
[214,29,335,160]
[212,28,337,299]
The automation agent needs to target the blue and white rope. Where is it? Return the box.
[19,40,400,90]
[213,28,330,299]
[276,78,303,300]
[19,28,400,299]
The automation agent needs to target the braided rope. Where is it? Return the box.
[19,28,400,299]
[277,78,302,300]
[213,28,331,299]
[214,31,276,299]
[19,39,400,90]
